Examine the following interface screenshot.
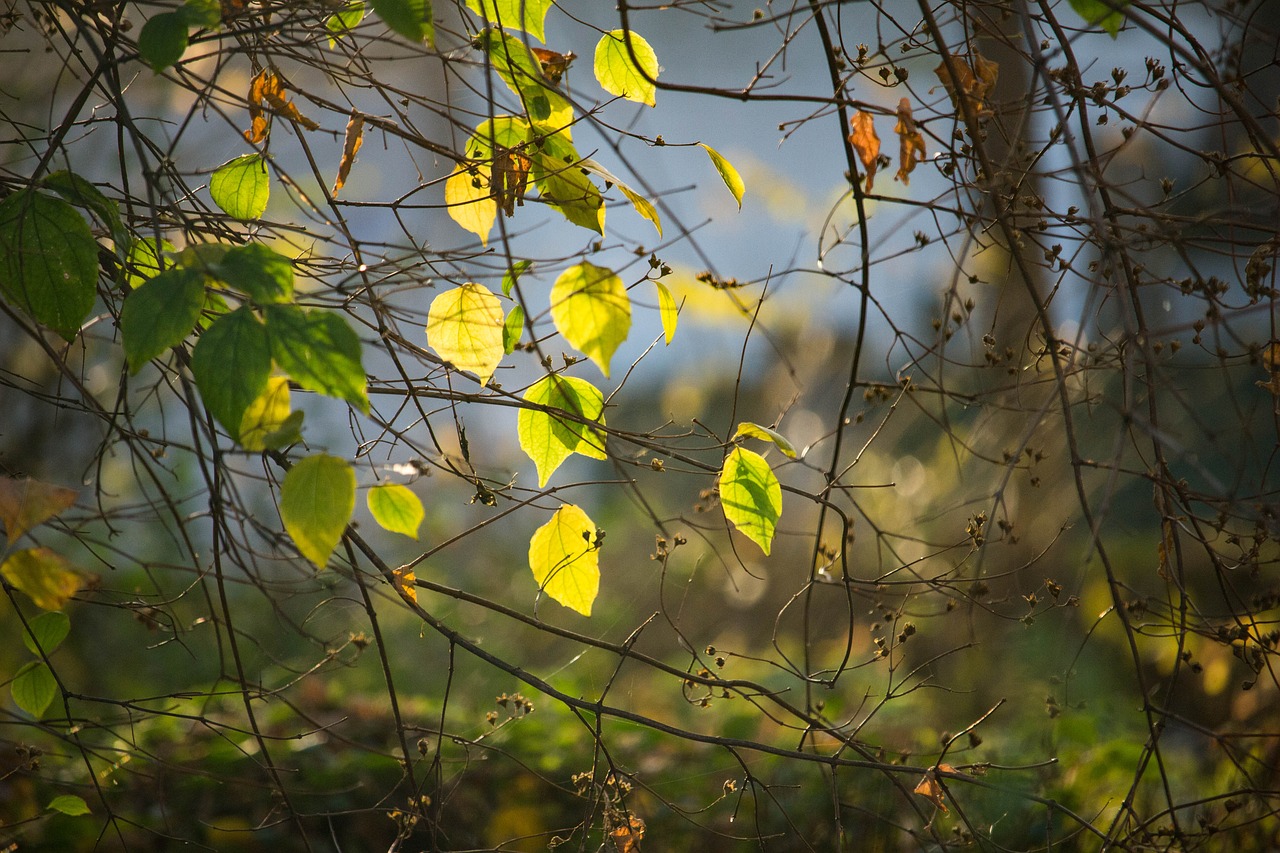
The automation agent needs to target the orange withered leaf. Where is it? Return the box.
[531,47,576,85]
[332,112,365,196]
[491,146,532,217]
[913,763,959,813]
[244,69,320,144]
[848,109,881,192]
[934,53,999,117]
[607,813,644,853]
[392,567,418,604]
[894,98,926,186]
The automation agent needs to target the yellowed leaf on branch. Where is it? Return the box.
[934,53,999,117]
[608,813,645,853]
[244,69,319,144]
[848,109,881,192]
[914,763,960,812]
[894,98,926,186]
[492,146,532,217]
[332,112,365,196]
[0,477,78,542]
[392,567,418,604]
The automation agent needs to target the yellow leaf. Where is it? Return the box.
[368,483,424,539]
[426,283,505,386]
[578,158,662,237]
[239,376,293,451]
[1,547,86,611]
[720,447,781,555]
[518,374,607,486]
[549,262,630,377]
[392,567,418,603]
[654,281,677,344]
[732,421,798,458]
[280,454,355,569]
[593,29,659,107]
[699,143,745,209]
[445,164,497,245]
[848,109,880,192]
[528,504,600,616]
[0,477,78,542]
[332,112,365,196]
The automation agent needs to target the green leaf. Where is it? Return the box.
[518,374,606,487]
[281,454,356,568]
[367,484,424,539]
[528,504,600,616]
[138,11,189,72]
[1,548,84,611]
[213,243,294,304]
[654,281,677,345]
[325,0,365,44]
[594,29,659,107]
[579,158,661,237]
[720,446,782,555]
[503,304,524,354]
[0,189,98,341]
[209,154,270,221]
[119,266,206,373]
[23,611,71,656]
[176,0,221,28]
[124,236,175,288]
[549,262,630,377]
[425,283,505,386]
[733,421,798,458]
[1067,0,1126,36]
[46,795,91,817]
[0,477,78,542]
[445,164,498,245]
[530,133,603,233]
[190,305,272,439]
[11,661,57,718]
[465,0,552,41]
[371,0,433,44]
[42,171,128,251]
[238,376,299,452]
[699,143,745,209]
[264,304,369,413]
[502,259,532,298]
[478,29,572,130]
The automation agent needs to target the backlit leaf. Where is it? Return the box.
[325,0,365,44]
[579,158,661,236]
[120,266,206,372]
[214,243,293,304]
[0,477,78,542]
[264,304,369,413]
[732,421,798,458]
[654,281,677,344]
[720,447,781,555]
[502,259,531,297]
[848,110,881,192]
[124,236,175,288]
[23,611,71,656]
[445,164,497,245]
[894,98,926,185]
[528,504,600,616]
[243,69,319,145]
[530,134,603,232]
[549,262,629,377]
[138,11,188,72]
[479,29,572,130]
[0,189,98,341]
[518,374,607,487]
[42,170,128,251]
[280,454,356,568]
[491,146,532,216]
[11,661,57,718]
[503,304,524,354]
[238,376,295,451]
[699,143,744,209]
[1067,0,1127,36]
[46,795,91,817]
[465,0,552,41]
[426,283,505,386]
[368,484,424,539]
[1,548,85,611]
[594,29,659,107]
[190,305,272,439]
[333,112,365,195]
[210,154,270,221]
[371,0,433,44]
[914,764,960,812]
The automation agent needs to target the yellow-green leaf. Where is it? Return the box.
[367,483,424,539]
[720,446,782,555]
[371,0,433,44]
[239,376,295,451]
[699,143,745,209]
[478,29,573,131]
[503,304,524,354]
[46,795,91,817]
[280,454,355,569]
[594,29,659,107]
[465,0,552,41]
[445,164,497,244]
[1,547,85,611]
[578,158,661,236]
[529,134,603,232]
[0,477,78,542]
[23,611,71,656]
[210,154,270,221]
[518,374,606,487]
[528,503,600,616]
[733,421,798,458]
[549,262,630,377]
[11,661,57,718]
[654,281,677,345]
[426,283,505,386]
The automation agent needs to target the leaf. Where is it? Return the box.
[245,70,320,143]
[531,47,576,85]
[518,374,607,487]
[445,164,498,245]
[371,0,433,44]
[23,611,71,656]
[502,259,532,297]
[238,376,297,452]
[426,283,505,386]
[579,158,662,237]
[550,262,630,377]
[654,281,677,345]
[46,795,91,817]
[733,422,798,459]
[1067,0,1127,36]
[934,54,999,116]
[176,0,222,28]
[464,0,552,41]
[528,504,600,616]
[325,0,365,44]
[503,304,524,354]
[280,454,356,568]
[11,661,57,718]
[119,266,206,372]
[264,304,369,413]
[138,11,188,72]
[333,112,365,196]
[214,243,294,304]
[42,170,128,251]
[190,304,272,439]
[608,814,645,853]
[594,29,659,107]
[894,98,926,185]
[1,548,85,611]
[720,447,782,555]
[530,134,603,232]
[367,484,424,539]
[492,146,532,216]
[699,143,744,209]
[210,154,270,221]
[478,29,573,130]
[392,567,418,603]
[0,189,99,341]
[913,764,960,813]
[848,110,881,192]
[0,477,78,542]
[124,236,175,288]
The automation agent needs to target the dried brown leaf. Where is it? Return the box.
[332,112,365,196]
[934,53,999,116]
[244,69,319,144]
[608,813,645,853]
[894,98,926,186]
[531,47,576,85]
[848,109,881,192]
[913,763,960,813]
[392,567,418,604]
[491,146,532,217]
